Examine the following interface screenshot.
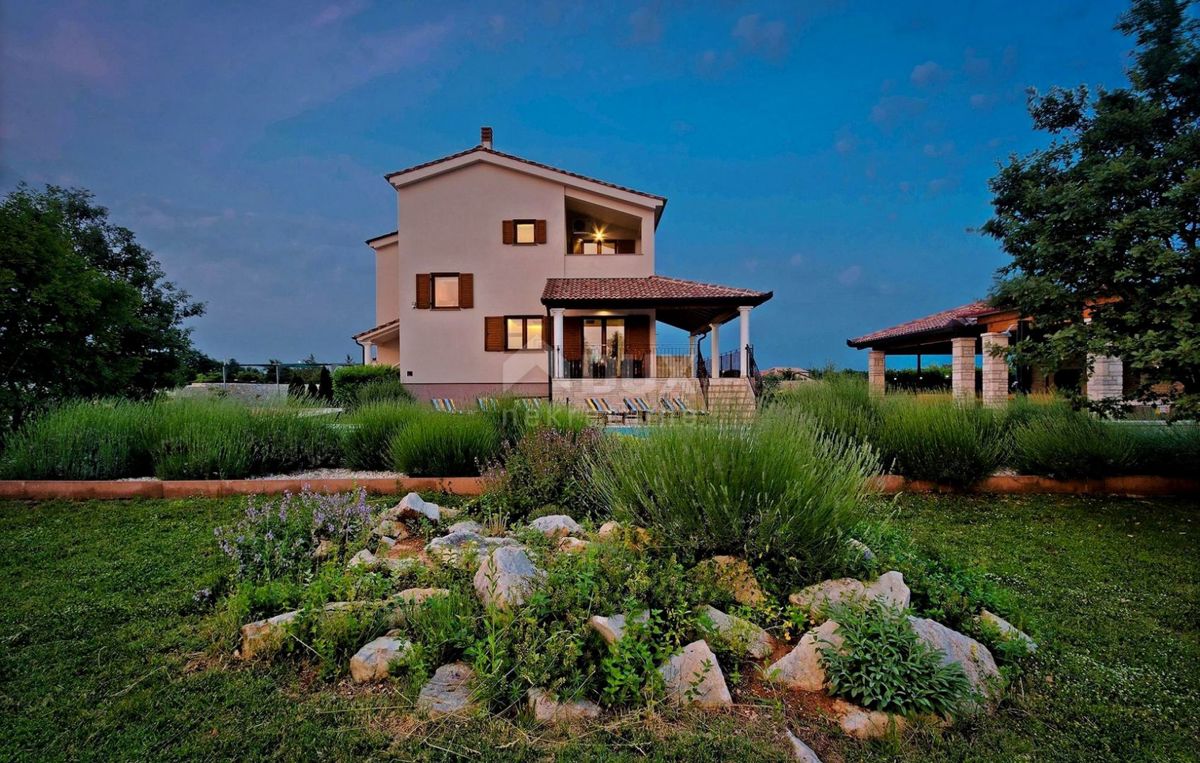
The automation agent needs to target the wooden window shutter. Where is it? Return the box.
[542,316,552,345]
[484,316,505,351]
[458,273,474,308]
[626,315,650,355]
[502,220,514,245]
[415,274,431,309]
[534,219,547,244]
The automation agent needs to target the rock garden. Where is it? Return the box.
[205,408,1042,761]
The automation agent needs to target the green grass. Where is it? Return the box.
[339,401,424,470]
[0,399,156,479]
[0,495,1196,761]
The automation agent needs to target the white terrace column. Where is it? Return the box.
[361,341,373,366]
[738,306,751,377]
[710,322,720,379]
[1087,354,1124,402]
[688,334,698,377]
[551,308,565,379]
[981,332,1010,408]
[951,336,976,402]
[867,350,886,397]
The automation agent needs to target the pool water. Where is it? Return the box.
[606,425,649,437]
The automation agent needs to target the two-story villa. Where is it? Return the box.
[353,127,772,410]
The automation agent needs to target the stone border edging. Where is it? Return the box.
[0,477,485,501]
[870,474,1199,496]
[0,474,1194,501]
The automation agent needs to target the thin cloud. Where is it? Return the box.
[969,93,997,110]
[628,5,662,45]
[9,19,119,86]
[311,1,371,28]
[910,60,948,88]
[870,95,925,129]
[732,14,789,62]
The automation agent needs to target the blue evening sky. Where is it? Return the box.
[1,0,1137,369]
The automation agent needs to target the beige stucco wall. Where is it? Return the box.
[374,241,399,325]
[391,161,658,386]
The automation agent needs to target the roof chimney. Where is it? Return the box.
[480,126,493,149]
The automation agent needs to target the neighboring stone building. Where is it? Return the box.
[846,301,1129,407]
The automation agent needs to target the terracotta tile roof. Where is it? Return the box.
[352,318,399,340]
[542,275,771,303]
[385,146,666,203]
[847,301,999,347]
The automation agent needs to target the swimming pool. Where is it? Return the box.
[606,425,650,437]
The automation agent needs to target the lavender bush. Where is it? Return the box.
[214,487,374,583]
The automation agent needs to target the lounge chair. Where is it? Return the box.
[431,398,459,413]
[659,397,683,416]
[622,398,646,422]
[673,397,708,416]
[476,397,496,412]
[633,397,661,419]
[586,397,627,424]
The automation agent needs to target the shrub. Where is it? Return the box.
[350,377,414,408]
[341,402,424,470]
[214,488,373,583]
[248,410,342,475]
[873,396,1006,485]
[820,598,972,716]
[767,375,879,444]
[390,412,502,477]
[332,365,403,407]
[1123,423,1200,476]
[485,425,604,522]
[589,413,877,578]
[479,395,531,447]
[0,399,155,479]
[150,398,255,479]
[1008,413,1135,479]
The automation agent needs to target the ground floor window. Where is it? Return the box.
[505,316,544,350]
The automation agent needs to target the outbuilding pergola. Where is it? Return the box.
[846,301,1126,406]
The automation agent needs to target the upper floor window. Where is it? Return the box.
[432,274,459,308]
[514,220,537,245]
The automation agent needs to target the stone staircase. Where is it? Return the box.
[703,377,758,420]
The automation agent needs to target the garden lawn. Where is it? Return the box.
[0,494,1196,762]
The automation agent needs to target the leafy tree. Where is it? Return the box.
[983,0,1200,417]
[0,185,205,432]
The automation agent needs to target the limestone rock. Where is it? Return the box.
[597,520,622,540]
[848,538,875,562]
[698,605,774,659]
[417,662,477,717]
[588,610,649,645]
[659,640,732,708]
[908,616,1000,708]
[347,548,377,569]
[789,571,910,622]
[377,536,397,554]
[830,698,906,739]
[391,492,440,522]
[447,520,484,535]
[373,519,410,540]
[239,610,298,659]
[765,620,842,691]
[694,555,765,607]
[473,546,543,609]
[979,610,1037,654]
[381,557,425,575]
[314,539,335,561]
[527,688,602,723]
[557,537,591,553]
[529,514,583,538]
[426,531,517,565]
[786,729,823,763]
[394,587,450,605]
[349,636,411,683]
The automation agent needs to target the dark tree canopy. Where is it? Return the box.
[983,0,1200,416]
[0,184,207,432]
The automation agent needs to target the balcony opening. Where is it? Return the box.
[565,196,642,255]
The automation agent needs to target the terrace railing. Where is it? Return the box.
[555,345,699,379]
